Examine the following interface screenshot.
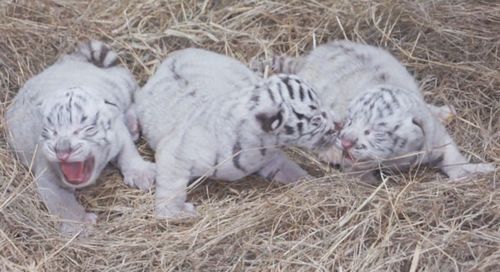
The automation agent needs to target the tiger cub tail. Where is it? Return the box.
[73,40,120,68]
[250,55,304,76]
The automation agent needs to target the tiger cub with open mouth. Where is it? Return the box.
[5,41,155,236]
[252,40,494,183]
[135,48,337,219]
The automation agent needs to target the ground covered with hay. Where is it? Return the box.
[0,0,499,271]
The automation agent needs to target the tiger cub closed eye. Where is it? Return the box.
[252,40,494,183]
[6,41,155,237]
[135,48,337,219]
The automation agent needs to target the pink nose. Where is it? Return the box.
[341,138,355,150]
[56,151,71,161]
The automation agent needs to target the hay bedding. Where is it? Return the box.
[0,0,498,271]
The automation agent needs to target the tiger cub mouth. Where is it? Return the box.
[343,150,355,161]
[59,156,95,185]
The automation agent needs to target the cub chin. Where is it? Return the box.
[5,41,155,236]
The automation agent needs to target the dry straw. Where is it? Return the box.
[0,0,499,271]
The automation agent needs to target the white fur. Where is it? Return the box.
[254,40,494,182]
[135,48,336,219]
[5,41,155,236]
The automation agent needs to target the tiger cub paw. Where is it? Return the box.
[428,104,457,124]
[447,162,495,181]
[155,202,198,220]
[59,212,97,238]
[122,161,156,191]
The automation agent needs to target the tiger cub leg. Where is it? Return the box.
[257,150,311,183]
[154,146,197,219]
[115,121,156,191]
[35,161,96,236]
[430,135,495,181]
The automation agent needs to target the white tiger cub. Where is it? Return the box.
[135,48,337,219]
[252,40,494,182]
[5,41,156,236]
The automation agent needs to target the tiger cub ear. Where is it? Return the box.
[255,108,287,133]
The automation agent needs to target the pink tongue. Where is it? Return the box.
[60,161,86,183]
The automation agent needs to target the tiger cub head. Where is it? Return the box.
[39,87,121,188]
[254,74,338,151]
[336,86,426,167]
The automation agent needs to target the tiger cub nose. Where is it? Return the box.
[56,150,71,161]
[55,138,72,161]
[341,138,356,150]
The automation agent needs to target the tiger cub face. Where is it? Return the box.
[40,87,119,188]
[256,74,338,151]
[336,86,425,166]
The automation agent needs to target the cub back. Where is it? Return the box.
[255,40,421,122]
[135,48,260,149]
